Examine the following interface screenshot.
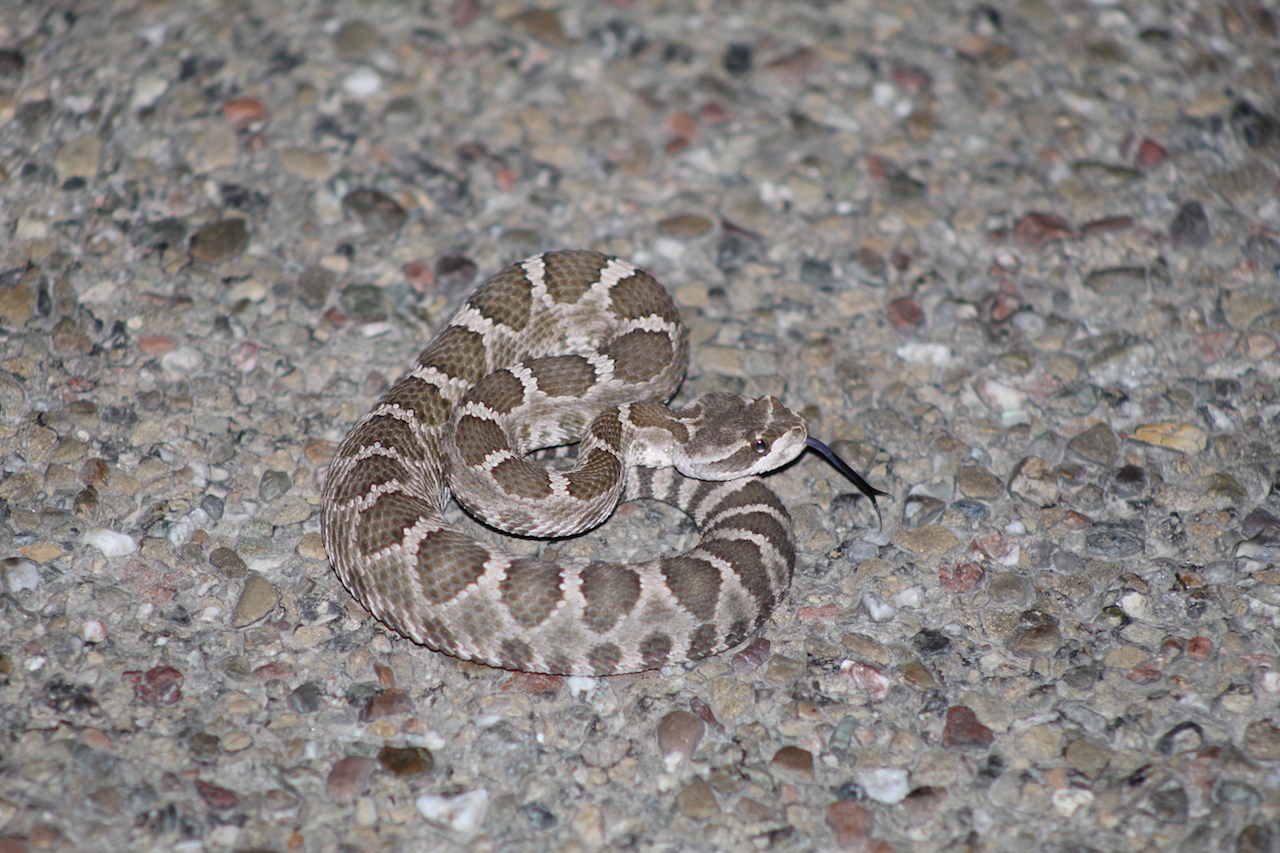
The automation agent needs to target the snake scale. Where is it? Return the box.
[322,250,884,676]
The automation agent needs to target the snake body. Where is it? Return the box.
[322,250,838,675]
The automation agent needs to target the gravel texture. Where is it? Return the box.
[2,1,1279,851]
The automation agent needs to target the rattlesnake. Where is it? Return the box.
[322,250,883,676]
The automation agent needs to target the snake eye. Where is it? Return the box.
[754,438,769,454]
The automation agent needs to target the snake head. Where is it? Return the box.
[675,393,808,480]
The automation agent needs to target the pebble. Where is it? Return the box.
[675,781,720,818]
[657,710,704,766]
[1007,456,1060,507]
[189,219,249,264]
[841,660,890,700]
[415,789,490,838]
[53,135,101,179]
[1242,721,1280,761]
[232,574,279,627]
[826,801,872,844]
[941,706,994,748]
[1170,201,1211,249]
[854,767,910,804]
[1066,422,1118,465]
[770,746,814,783]
[327,756,377,804]
[343,67,382,99]
[378,745,433,777]
[3,557,39,593]
[342,189,407,235]
[83,529,137,558]
[656,214,712,239]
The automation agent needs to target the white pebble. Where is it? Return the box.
[416,789,489,838]
[855,767,909,804]
[861,592,895,622]
[4,558,40,593]
[80,620,107,643]
[131,75,169,110]
[84,529,138,558]
[896,342,953,366]
[1052,787,1094,816]
[344,67,382,99]
[891,586,923,608]
[161,346,205,373]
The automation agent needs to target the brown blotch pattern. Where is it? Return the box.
[660,555,721,621]
[626,401,687,441]
[333,454,410,506]
[640,633,674,669]
[710,510,794,567]
[586,642,623,674]
[602,330,674,383]
[414,527,492,603]
[454,415,510,466]
[498,637,535,670]
[417,325,489,385]
[499,558,565,627]
[724,618,752,650]
[542,250,610,304]
[687,623,720,660]
[415,613,458,656]
[701,538,770,605]
[579,562,641,634]
[465,369,526,415]
[356,491,435,555]
[527,355,598,397]
[382,375,451,427]
[490,457,553,499]
[609,268,680,322]
[567,449,623,502]
[587,409,624,450]
[348,415,423,461]
[467,266,533,330]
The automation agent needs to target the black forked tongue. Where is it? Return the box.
[806,437,889,526]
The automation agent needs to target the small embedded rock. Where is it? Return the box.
[657,710,704,764]
[941,706,993,748]
[327,756,377,803]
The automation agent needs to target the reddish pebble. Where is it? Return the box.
[731,637,771,673]
[1186,637,1214,660]
[326,756,377,803]
[826,801,872,844]
[989,291,1020,322]
[195,779,240,810]
[941,705,994,748]
[1127,663,1162,684]
[1136,138,1166,169]
[866,154,890,181]
[657,710,705,761]
[361,688,410,721]
[1080,215,1134,234]
[222,98,269,131]
[230,341,258,373]
[939,562,985,593]
[139,335,176,356]
[665,109,698,141]
[1198,331,1233,361]
[494,168,518,192]
[1011,212,1077,248]
[971,533,1016,563]
[841,659,890,700]
[891,67,930,94]
[698,102,734,125]
[1060,511,1092,530]
[796,603,839,621]
[689,696,724,733]
[128,666,183,706]
[402,261,434,293]
[887,296,924,330]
